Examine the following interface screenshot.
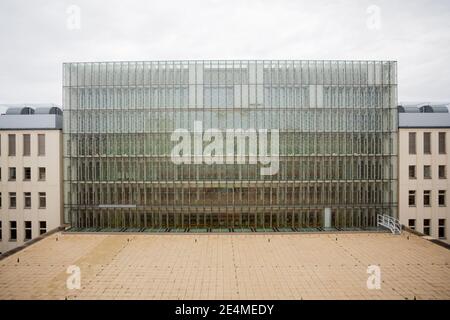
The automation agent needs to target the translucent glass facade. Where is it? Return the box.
[63,60,398,230]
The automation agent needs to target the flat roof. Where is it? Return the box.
[0,232,448,300]
[399,113,450,128]
[0,104,63,130]
[398,102,450,128]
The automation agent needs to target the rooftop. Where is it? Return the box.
[0,104,62,130]
[0,232,448,300]
[398,102,450,128]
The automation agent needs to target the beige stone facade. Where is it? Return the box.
[0,129,63,254]
[398,128,450,243]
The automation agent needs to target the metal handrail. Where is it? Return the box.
[377,214,401,235]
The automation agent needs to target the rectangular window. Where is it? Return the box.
[39,192,46,208]
[9,192,16,209]
[24,167,31,181]
[38,167,46,181]
[24,221,32,241]
[0,221,2,240]
[423,132,431,154]
[424,190,431,207]
[438,132,446,154]
[10,221,17,241]
[438,190,446,206]
[408,190,416,206]
[24,192,31,209]
[39,221,47,235]
[408,219,416,230]
[438,165,446,179]
[0,192,2,208]
[38,134,45,156]
[23,134,31,156]
[409,132,416,154]
[423,165,431,179]
[438,219,446,239]
[423,219,431,236]
[408,165,416,179]
[8,167,16,181]
[8,134,16,156]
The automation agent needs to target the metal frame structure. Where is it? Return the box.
[377,214,401,234]
[63,60,398,230]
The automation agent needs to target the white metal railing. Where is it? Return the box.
[377,214,401,235]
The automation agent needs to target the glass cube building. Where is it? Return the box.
[63,60,398,230]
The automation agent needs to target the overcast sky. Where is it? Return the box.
[0,0,449,108]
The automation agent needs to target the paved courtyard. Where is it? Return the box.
[0,231,449,300]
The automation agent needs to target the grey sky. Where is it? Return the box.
[0,0,449,107]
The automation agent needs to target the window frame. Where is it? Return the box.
[8,167,16,181]
[8,134,16,156]
[409,132,416,155]
[423,132,431,154]
[9,192,17,209]
[438,165,446,179]
[423,219,431,236]
[423,165,431,179]
[9,221,17,241]
[39,221,47,235]
[438,190,446,207]
[438,219,446,239]
[24,192,32,209]
[23,134,31,156]
[38,167,46,181]
[408,165,416,179]
[423,190,431,207]
[38,134,46,156]
[23,167,31,181]
[38,192,47,209]
[438,132,446,154]
[408,190,416,207]
[24,221,32,241]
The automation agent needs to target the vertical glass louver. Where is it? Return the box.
[63,60,398,230]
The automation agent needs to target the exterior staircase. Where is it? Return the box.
[377,214,402,235]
